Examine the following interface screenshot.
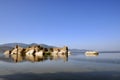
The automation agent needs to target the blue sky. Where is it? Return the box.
[0,0,120,51]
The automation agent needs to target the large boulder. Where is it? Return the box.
[50,46,68,55]
[4,50,11,55]
[10,45,25,55]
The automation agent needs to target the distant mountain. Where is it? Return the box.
[1,43,120,54]
[0,43,55,48]
[0,43,89,53]
[69,49,90,53]
[99,51,120,53]
[39,44,55,48]
[0,43,29,53]
[0,43,55,53]
[0,43,29,48]
[0,46,13,53]
[29,43,55,48]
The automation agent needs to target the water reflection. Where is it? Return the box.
[4,52,69,63]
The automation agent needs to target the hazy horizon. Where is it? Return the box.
[0,0,120,51]
[0,42,120,51]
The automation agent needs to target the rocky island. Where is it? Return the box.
[4,45,71,62]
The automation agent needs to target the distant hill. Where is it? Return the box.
[0,43,120,54]
[0,43,55,53]
[29,43,55,48]
[99,51,120,53]
[0,46,13,53]
[69,49,90,53]
[0,43,90,53]
[0,43,29,48]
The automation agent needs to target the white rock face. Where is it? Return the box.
[35,50,43,57]
[68,51,71,56]
[26,49,35,55]
[4,50,10,55]
[85,51,99,56]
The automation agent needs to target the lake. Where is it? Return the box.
[0,52,120,80]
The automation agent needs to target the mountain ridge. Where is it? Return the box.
[0,43,120,53]
[0,43,55,53]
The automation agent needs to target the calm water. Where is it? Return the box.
[0,52,120,80]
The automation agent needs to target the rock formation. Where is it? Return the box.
[85,51,99,56]
[4,45,70,62]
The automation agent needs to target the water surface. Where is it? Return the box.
[0,52,120,80]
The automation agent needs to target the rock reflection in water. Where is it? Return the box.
[4,52,69,63]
